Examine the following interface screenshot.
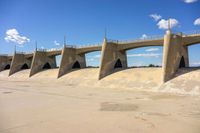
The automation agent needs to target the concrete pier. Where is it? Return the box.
[0,56,11,72]
[58,47,86,78]
[9,53,33,76]
[162,31,189,82]
[29,51,57,77]
[99,39,127,79]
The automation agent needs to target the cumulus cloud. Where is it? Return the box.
[183,0,198,3]
[54,40,60,46]
[157,18,179,29]
[149,14,162,21]
[127,53,161,58]
[194,18,200,25]
[4,29,30,45]
[145,48,159,52]
[140,34,148,39]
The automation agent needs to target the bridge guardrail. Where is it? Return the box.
[182,30,200,36]
[107,35,163,44]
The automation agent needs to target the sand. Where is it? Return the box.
[0,68,200,133]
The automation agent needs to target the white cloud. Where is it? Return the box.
[94,54,101,58]
[157,18,179,30]
[145,48,159,52]
[194,18,200,25]
[183,0,198,3]
[149,14,162,21]
[190,62,200,66]
[127,53,161,58]
[41,46,44,49]
[54,40,60,46]
[140,34,148,39]
[4,29,30,45]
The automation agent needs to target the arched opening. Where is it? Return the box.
[43,63,51,69]
[127,46,163,68]
[55,55,61,68]
[179,56,185,68]
[72,61,81,69]
[4,64,10,70]
[85,51,101,68]
[114,59,122,68]
[188,44,200,67]
[21,64,29,69]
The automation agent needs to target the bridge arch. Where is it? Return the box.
[188,43,200,67]
[4,64,10,70]
[85,51,101,68]
[72,61,81,69]
[179,56,186,68]
[43,62,51,69]
[21,63,29,69]
[126,46,163,67]
[114,59,122,68]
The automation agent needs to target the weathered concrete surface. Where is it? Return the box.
[0,56,11,72]
[99,39,127,79]
[9,53,32,76]
[162,31,189,82]
[76,45,101,54]
[183,34,200,46]
[29,51,56,77]
[58,47,86,78]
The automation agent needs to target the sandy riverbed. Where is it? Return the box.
[0,68,200,133]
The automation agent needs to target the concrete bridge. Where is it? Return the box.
[0,30,200,83]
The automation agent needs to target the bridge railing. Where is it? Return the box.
[181,30,200,36]
[47,47,62,52]
[37,49,48,52]
[107,35,163,44]
[77,43,101,48]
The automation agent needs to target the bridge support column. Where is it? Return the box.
[58,47,86,78]
[99,39,127,80]
[30,51,56,77]
[0,56,11,72]
[9,53,32,76]
[162,31,189,82]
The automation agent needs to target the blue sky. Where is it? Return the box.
[0,0,200,67]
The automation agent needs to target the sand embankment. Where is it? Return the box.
[0,68,199,95]
[0,68,200,133]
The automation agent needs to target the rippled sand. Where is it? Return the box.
[0,68,200,133]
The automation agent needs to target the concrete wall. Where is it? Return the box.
[99,39,127,79]
[58,47,86,78]
[162,31,189,82]
[30,51,56,77]
[9,53,32,76]
[0,56,11,72]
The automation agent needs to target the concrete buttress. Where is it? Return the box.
[29,51,56,77]
[162,31,189,82]
[9,53,32,76]
[58,47,86,78]
[99,39,127,80]
[0,56,11,72]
